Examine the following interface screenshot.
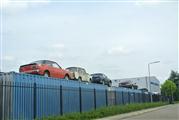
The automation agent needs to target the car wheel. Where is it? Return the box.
[44,71,50,77]
[64,75,69,80]
[78,77,82,82]
[108,82,112,87]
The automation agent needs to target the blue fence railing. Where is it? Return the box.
[0,72,158,120]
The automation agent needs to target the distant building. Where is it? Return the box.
[118,81,138,89]
[112,76,160,94]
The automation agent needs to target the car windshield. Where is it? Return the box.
[66,67,78,72]
[30,60,45,64]
[92,74,103,77]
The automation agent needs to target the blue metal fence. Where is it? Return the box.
[0,72,157,120]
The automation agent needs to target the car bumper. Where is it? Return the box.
[21,69,40,74]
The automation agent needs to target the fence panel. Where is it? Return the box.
[0,72,162,120]
[96,89,106,108]
[116,90,123,105]
[81,88,95,112]
[107,90,115,106]
[134,92,137,103]
[123,91,129,104]
[0,80,3,120]
[33,84,61,118]
[136,93,140,103]
[62,86,80,114]
[11,82,32,120]
[129,92,135,104]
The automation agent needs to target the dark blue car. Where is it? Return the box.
[91,73,112,87]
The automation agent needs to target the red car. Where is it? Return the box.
[19,60,74,80]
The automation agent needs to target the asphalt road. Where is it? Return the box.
[123,104,179,120]
[97,104,179,120]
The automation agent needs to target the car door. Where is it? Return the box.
[103,74,108,84]
[51,62,65,78]
[105,75,111,84]
[78,68,83,80]
[82,69,88,82]
[44,61,55,77]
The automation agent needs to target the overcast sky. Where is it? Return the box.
[0,0,178,83]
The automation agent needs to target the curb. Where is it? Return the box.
[96,104,171,120]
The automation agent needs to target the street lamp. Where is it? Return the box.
[148,61,160,102]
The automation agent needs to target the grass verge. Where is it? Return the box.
[43,102,167,120]
[174,101,179,104]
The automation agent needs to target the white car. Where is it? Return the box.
[66,67,92,82]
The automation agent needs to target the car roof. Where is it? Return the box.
[66,67,85,70]
[91,73,104,75]
[31,60,59,65]
[32,60,56,63]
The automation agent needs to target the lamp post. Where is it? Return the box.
[148,61,160,102]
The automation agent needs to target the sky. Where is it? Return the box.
[0,0,178,83]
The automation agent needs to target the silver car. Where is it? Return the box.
[66,67,92,82]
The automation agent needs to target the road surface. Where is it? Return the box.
[97,104,179,120]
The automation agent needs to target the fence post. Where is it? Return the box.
[128,92,130,104]
[60,85,63,115]
[122,91,124,105]
[3,80,7,120]
[138,93,140,103]
[133,92,135,103]
[79,87,82,113]
[94,88,96,110]
[33,83,37,119]
[114,91,117,105]
[0,80,3,120]
[142,93,145,103]
[105,89,108,106]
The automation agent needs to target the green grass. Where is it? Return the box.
[42,102,167,120]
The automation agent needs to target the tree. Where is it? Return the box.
[168,70,179,101]
[174,88,179,101]
[168,70,178,81]
[161,80,176,104]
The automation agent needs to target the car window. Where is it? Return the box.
[31,60,45,65]
[44,61,52,66]
[78,69,82,73]
[79,69,84,74]
[80,69,84,73]
[92,74,103,77]
[52,63,61,68]
[103,74,106,78]
[82,69,86,73]
[67,67,77,72]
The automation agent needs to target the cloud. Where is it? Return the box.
[107,46,131,56]
[1,55,15,61]
[51,43,65,49]
[36,43,66,60]
[135,0,163,6]
[1,0,27,8]
[1,0,51,10]
[1,0,10,8]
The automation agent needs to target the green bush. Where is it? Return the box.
[43,102,167,120]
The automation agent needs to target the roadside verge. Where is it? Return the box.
[96,104,172,120]
[43,102,168,120]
